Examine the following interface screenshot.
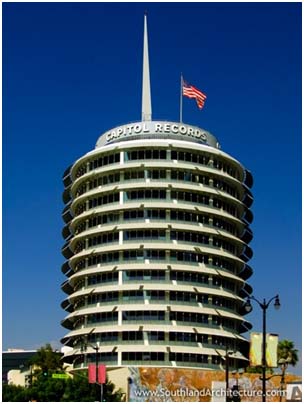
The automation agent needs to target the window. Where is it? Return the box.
[87,192,119,210]
[124,171,145,180]
[88,153,120,172]
[88,332,118,343]
[126,189,166,201]
[171,190,209,206]
[124,270,165,281]
[122,352,165,361]
[87,312,118,324]
[148,331,165,341]
[122,331,143,341]
[88,232,119,247]
[88,272,118,286]
[124,229,166,241]
[169,352,208,364]
[170,150,210,166]
[147,170,166,180]
[126,149,167,161]
[123,291,144,301]
[122,311,165,322]
[87,252,119,267]
[170,311,208,324]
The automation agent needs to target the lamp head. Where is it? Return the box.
[244,297,252,313]
[274,295,280,310]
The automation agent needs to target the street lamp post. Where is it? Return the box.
[231,369,243,402]
[80,339,103,402]
[225,346,234,402]
[244,295,280,402]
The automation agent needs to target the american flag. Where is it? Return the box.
[182,80,207,110]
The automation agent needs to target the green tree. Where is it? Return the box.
[3,384,29,402]
[277,339,299,366]
[62,372,124,402]
[3,344,124,402]
[29,377,67,402]
[29,343,64,376]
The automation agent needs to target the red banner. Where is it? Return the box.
[88,364,106,384]
[88,364,96,383]
[98,365,106,384]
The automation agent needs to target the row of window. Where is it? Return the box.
[84,311,236,330]
[124,229,166,241]
[118,190,237,217]
[75,193,120,215]
[74,149,239,182]
[74,230,237,256]
[88,172,120,191]
[87,232,119,247]
[126,189,167,200]
[87,193,119,211]
[86,291,118,305]
[87,272,118,286]
[85,331,235,348]
[122,352,166,362]
[75,153,120,178]
[121,351,221,365]
[74,270,236,293]
[75,250,235,273]
[75,169,239,199]
[75,190,240,220]
[88,153,120,172]
[123,270,165,281]
[78,290,236,309]
[172,190,209,205]
[75,209,237,237]
[80,213,120,233]
[75,351,229,365]
[125,149,167,161]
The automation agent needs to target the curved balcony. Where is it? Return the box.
[240,226,253,243]
[62,223,72,240]
[242,208,253,225]
[62,187,71,204]
[240,319,252,333]
[238,264,253,281]
[61,299,74,313]
[63,166,72,188]
[242,190,253,208]
[239,282,253,298]
[239,244,253,262]
[62,204,73,224]
[244,169,254,189]
[62,241,74,260]
[61,317,75,330]
[61,279,74,295]
[62,260,73,277]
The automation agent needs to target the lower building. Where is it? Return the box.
[2,349,37,385]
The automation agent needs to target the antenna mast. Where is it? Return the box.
[141,13,152,121]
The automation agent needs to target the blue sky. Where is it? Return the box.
[3,3,302,374]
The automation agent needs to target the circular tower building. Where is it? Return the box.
[60,15,253,378]
[61,120,253,371]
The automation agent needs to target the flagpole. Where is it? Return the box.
[180,73,183,123]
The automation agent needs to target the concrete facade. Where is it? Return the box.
[61,121,254,373]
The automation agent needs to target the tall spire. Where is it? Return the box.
[141,13,152,121]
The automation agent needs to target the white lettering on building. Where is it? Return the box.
[105,122,207,143]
